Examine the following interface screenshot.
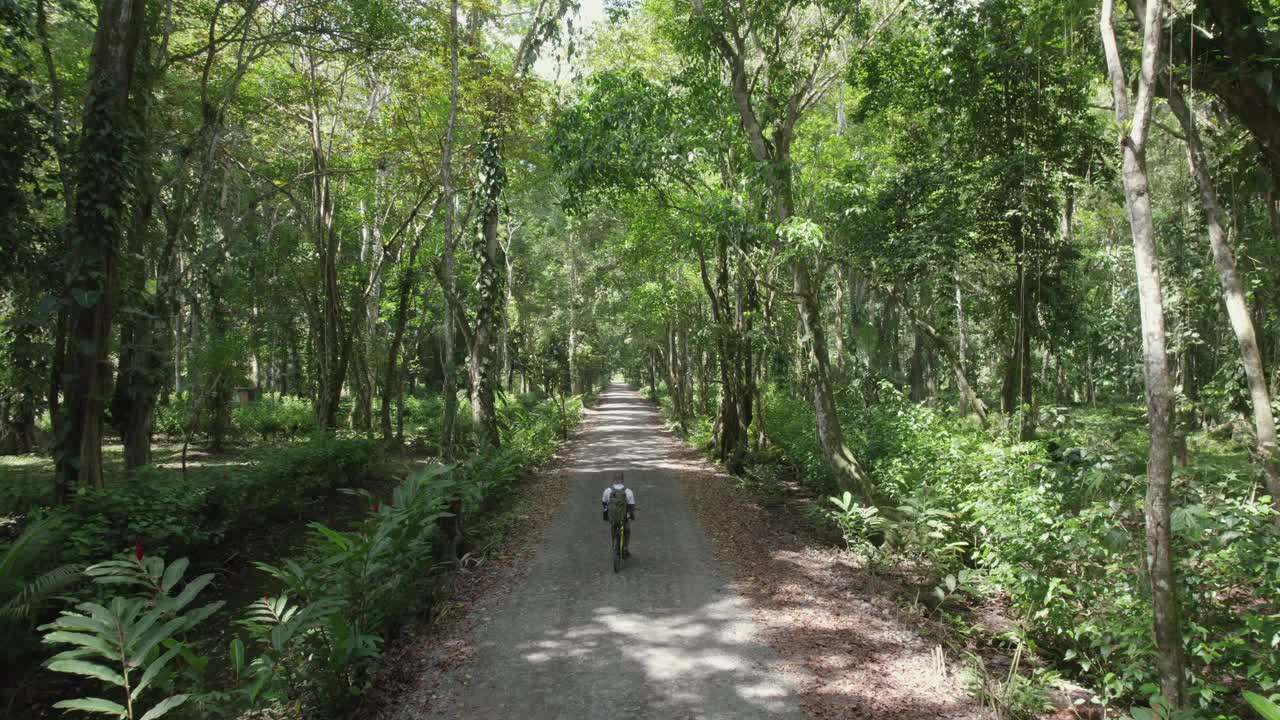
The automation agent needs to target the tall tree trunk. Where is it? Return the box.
[736,264,757,469]
[1165,85,1280,511]
[833,265,848,371]
[647,350,657,401]
[468,127,504,448]
[112,179,161,469]
[568,237,581,395]
[305,52,347,430]
[794,258,871,498]
[1101,0,1187,703]
[954,271,973,416]
[666,323,687,431]
[1010,212,1036,439]
[701,232,740,466]
[778,159,871,498]
[55,0,148,502]
[382,225,423,446]
[1268,194,1280,397]
[111,44,162,470]
[440,0,461,458]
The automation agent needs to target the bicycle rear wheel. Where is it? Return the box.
[612,524,623,573]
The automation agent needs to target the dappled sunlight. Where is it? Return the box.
[451,384,983,719]
[506,597,794,717]
[558,386,711,478]
[453,384,806,719]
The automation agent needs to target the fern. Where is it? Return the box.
[0,516,83,635]
[1,563,83,622]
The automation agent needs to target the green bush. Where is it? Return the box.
[499,393,582,468]
[757,382,1280,715]
[53,434,381,565]
[153,398,200,439]
[244,465,452,709]
[231,394,317,441]
[40,551,223,720]
[32,392,587,716]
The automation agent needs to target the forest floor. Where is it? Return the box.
[375,384,987,719]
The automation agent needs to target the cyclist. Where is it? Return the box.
[601,472,636,558]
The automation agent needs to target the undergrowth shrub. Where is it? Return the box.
[31,393,587,716]
[499,393,582,467]
[231,394,317,441]
[234,393,584,710]
[757,381,1280,716]
[243,465,452,709]
[153,398,200,440]
[40,551,223,720]
[53,434,380,565]
[0,516,82,663]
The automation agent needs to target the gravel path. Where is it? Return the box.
[447,384,803,720]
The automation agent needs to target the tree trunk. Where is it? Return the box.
[305,52,347,430]
[440,0,461,458]
[1166,84,1280,512]
[112,195,162,469]
[666,323,686,431]
[794,259,871,498]
[55,0,148,502]
[383,225,423,446]
[1101,0,1187,704]
[468,126,504,449]
[735,268,756,469]
[834,264,848,371]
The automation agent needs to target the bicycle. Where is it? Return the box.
[611,519,628,573]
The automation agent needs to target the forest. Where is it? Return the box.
[0,0,1278,716]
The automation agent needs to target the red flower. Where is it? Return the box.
[372,502,381,514]
[134,536,144,562]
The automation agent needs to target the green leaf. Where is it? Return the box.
[230,638,246,676]
[138,694,189,720]
[128,614,190,668]
[160,559,189,594]
[166,573,213,613]
[42,631,117,659]
[1245,692,1280,720]
[47,659,125,687]
[130,645,182,701]
[71,289,100,308]
[52,698,127,717]
[309,522,353,551]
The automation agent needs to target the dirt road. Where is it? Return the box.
[449,384,802,719]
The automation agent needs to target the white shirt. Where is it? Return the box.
[602,483,635,505]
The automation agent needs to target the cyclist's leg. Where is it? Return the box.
[621,519,631,557]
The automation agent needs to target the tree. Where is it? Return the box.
[55,0,148,501]
[678,0,872,497]
[1162,78,1280,516]
[1100,0,1186,703]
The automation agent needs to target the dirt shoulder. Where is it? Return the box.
[674,440,990,720]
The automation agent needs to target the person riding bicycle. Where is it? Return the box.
[601,473,636,558]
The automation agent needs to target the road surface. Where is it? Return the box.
[451,384,803,719]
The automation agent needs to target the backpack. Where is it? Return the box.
[607,486,629,525]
